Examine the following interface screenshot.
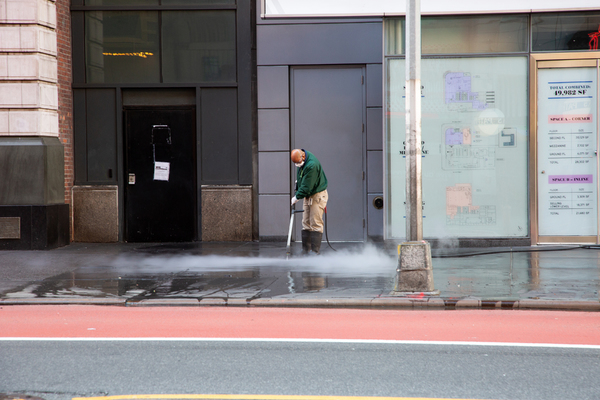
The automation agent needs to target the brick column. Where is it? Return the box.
[56,0,72,206]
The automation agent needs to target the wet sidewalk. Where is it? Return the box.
[0,241,599,311]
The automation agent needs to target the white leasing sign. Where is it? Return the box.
[537,68,599,237]
[263,0,600,17]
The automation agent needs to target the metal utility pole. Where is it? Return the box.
[405,0,422,242]
[394,0,437,294]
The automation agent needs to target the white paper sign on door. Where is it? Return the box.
[154,162,170,181]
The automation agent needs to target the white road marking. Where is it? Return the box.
[0,337,599,349]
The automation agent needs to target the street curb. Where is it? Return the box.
[249,298,377,308]
[516,299,600,311]
[230,297,600,311]
[0,298,126,306]
[1,297,599,311]
[200,298,227,306]
[127,299,200,307]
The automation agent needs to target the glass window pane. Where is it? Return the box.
[162,11,236,83]
[532,12,600,51]
[84,0,158,5]
[386,57,529,239]
[422,15,528,54]
[85,11,160,83]
[385,18,404,56]
[161,0,235,5]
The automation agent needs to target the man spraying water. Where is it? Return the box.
[291,149,328,255]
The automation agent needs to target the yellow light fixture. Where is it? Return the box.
[102,52,154,58]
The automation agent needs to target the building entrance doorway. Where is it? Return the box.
[532,54,600,244]
[290,66,366,241]
[124,108,196,242]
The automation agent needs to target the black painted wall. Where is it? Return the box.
[70,0,257,241]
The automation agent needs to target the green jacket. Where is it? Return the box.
[295,150,328,200]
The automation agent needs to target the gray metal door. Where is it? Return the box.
[291,67,366,241]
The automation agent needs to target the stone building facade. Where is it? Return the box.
[0,0,70,249]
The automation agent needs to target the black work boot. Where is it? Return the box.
[301,230,311,254]
[310,231,323,255]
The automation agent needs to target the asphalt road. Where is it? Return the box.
[2,340,599,400]
[1,307,599,400]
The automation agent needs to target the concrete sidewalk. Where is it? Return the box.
[0,241,599,311]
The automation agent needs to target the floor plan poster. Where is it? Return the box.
[537,67,598,236]
[387,57,529,239]
[446,183,496,226]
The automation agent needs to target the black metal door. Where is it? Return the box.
[124,108,196,242]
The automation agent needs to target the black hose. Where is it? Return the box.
[432,244,600,258]
[324,207,336,251]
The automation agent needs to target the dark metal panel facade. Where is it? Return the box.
[73,89,87,183]
[257,23,382,66]
[366,108,383,151]
[71,11,85,85]
[201,88,239,184]
[367,151,383,193]
[257,66,289,108]
[366,64,383,107]
[237,0,256,185]
[70,1,257,242]
[86,89,117,183]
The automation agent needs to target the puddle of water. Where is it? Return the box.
[3,245,599,301]
[3,245,398,300]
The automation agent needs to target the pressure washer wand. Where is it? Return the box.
[285,207,304,259]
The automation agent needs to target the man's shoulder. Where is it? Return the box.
[305,151,320,165]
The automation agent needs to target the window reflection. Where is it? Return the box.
[385,15,528,55]
[421,15,528,54]
[162,11,236,83]
[84,0,159,5]
[161,0,235,4]
[384,19,404,56]
[86,11,160,83]
[532,12,600,51]
[84,10,236,84]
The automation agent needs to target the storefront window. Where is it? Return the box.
[532,12,600,52]
[85,0,159,5]
[385,15,528,55]
[385,18,404,56]
[84,10,237,84]
[422,15,528,54]
[161,0,235,4]
[386,57,529,239]
[162,11,236,83]
[85,11,160,83]
[84,0,234,6]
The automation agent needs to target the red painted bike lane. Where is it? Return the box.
[1,306,599,345]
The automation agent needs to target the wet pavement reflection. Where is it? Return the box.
[0,242,599,304]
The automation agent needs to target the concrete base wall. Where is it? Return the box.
[0,136,64,205]
[202,185,252,241]
[71,185,118,243]
[0,204,69,250]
